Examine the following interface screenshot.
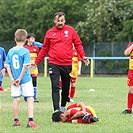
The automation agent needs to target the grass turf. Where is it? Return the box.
[0,76,132,133]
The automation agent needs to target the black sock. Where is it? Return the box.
[14,118,19,121]
[29,118,33,121]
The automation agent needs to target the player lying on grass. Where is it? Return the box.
[52,102,99,124]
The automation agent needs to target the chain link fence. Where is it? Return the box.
[0,41,130,75]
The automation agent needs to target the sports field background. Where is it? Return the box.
[0,76,132,133]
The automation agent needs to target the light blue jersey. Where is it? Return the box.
[0,47,6,81]
[33,41,42,48]
[5,46,32,84]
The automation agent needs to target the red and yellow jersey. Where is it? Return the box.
[66,103,97,123]
[70,49,82,78]
[24,45,40,74]
[127,70,133,86]
[129,51,133,70]
[126,42,133,70]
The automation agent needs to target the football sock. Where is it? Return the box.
[14,118,19,121]
[59,81,62,88]
[29,118,33,121]
[69,87,75,99]
[77,118,83,123]
[34,87,37,100]
[127,93,133,110]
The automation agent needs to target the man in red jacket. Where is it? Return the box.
[31,12,90,112]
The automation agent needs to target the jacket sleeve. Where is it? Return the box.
[72,28,86,59]
[35,34,50,65]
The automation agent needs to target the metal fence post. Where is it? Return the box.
[90,59,94,78]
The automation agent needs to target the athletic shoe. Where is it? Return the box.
[82,113,91,123]
[0,87,4,91]
[122,109,132,114]
[60,106,66,112]
[90,117,99,123]
[54,109,60,113]
[34,99,39,102]
[27,121,40,128]
[70,99,74,102]
[14,120,20,126]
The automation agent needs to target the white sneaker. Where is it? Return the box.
[54,110,59,113]
[60,106,66,112]
[70,99,74,102]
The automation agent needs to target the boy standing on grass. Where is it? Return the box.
[5,29,40,128]
[69,44,82,102]
[122,42,133,114]
[24,33,41,102]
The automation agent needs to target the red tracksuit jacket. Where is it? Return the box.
[35,24,86,66]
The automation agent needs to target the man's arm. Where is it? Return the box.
[34,37,50,65]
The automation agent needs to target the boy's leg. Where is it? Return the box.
[32,76,39,102]
[11,85,21,126]
[122,72,133,114]
[13,97,21,126]
[13,97,20,119]
[69,78,76,100]
[22,81,34,117]
[27,97,34,117]
[22,80,39,128]
[27,97,40,128]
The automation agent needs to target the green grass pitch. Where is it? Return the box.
[0,76,132,133]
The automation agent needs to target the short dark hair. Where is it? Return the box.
[27,33,36,39]
[52,111,63,122]
[54,12,66,18]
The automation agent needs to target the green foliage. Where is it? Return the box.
[0,76,132,133]
[116,20,133,41]
[75,0,133,43]
[0,0,133,44]
[0,0,89,43]
[95,60,128,74]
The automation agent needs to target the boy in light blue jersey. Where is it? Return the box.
[0,47,6,91]
[5,29,39,128]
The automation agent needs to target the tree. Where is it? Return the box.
[0,0,88,42]
[75,0,133,43]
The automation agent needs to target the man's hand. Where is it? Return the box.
[30,63,37,72]
[77,71,81,76]
[83,57,90,66]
